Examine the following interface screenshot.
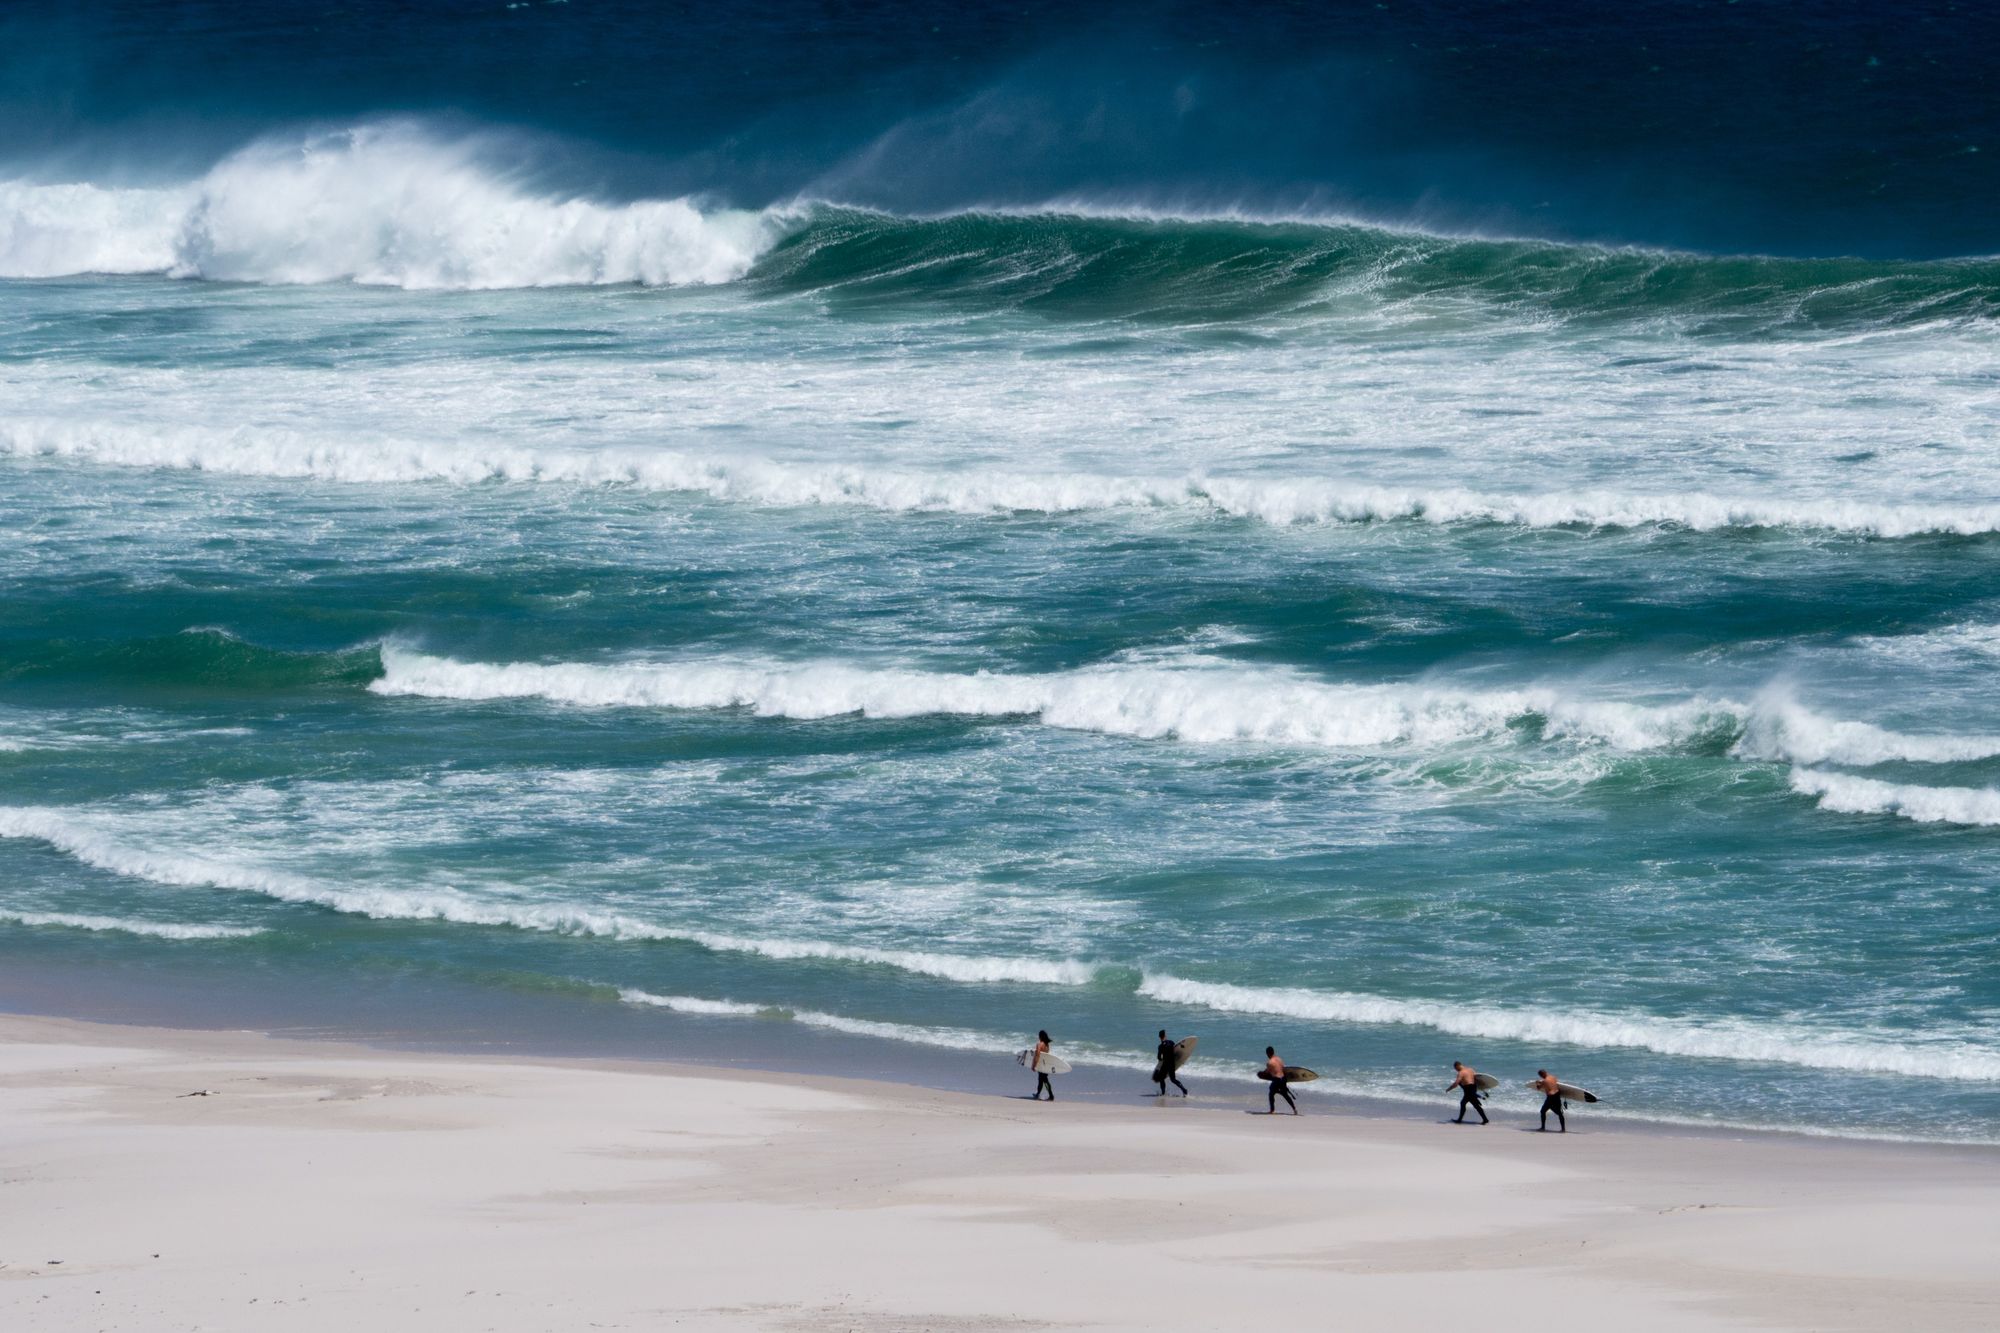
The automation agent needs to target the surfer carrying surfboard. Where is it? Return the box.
[1262,1047,1298,1115]
[1449,1061,1489,1124]
[1153,1030,1189,1097]
[1533,1069,1566,1132]
[1032,1030,1055,1101]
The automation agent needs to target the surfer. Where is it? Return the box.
[1153,1029,1188,1097]
[1032,1030,1055,1101]
[1533,1069,1566,1132]
[1449,1061,1489,1124]
[1263,1046,1297,1115]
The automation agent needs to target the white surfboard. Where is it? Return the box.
[1524,1079,1598,1103]
[1017,1049,1072,1075]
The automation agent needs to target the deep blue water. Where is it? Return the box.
[2,1,1998,1141]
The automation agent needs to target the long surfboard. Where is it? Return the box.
[1472,1073,1499,1091]
[1524,1079,1598,1103]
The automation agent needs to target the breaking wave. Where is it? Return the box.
[0,123,788,289]
[371,645,1746,751]
[1734,695,2000,766]
[373,646,1998,772]
[1788,769,2000,827]
[1136,974,2000,1082]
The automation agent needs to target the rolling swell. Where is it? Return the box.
[0,629,381,697]
[752,207,2000,329]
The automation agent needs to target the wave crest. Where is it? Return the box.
[0,123,789,288]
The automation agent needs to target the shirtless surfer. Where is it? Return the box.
[1031,1030,1055,1101]
[1449,1060,1489,1124]
[1153,1029,1188,1097]
[1262,1046,1297,1115]
[1533,1068,1566,1132]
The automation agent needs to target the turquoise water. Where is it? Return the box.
[4,183,2000,1139]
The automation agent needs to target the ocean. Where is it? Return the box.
[3,1,1998,1142]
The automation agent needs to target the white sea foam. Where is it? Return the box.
[0,909,264,940]
[371,645,1742,754]
[0,123,788,288]
[614,990,769,1018]
[674,930,1097,985]
[375,648,2000,775]
[6,415,1999,538]
[1788,769,2000,827]
[0,805,1093,984]
[1851,622,2000,664]
[1733,694,2000,765]
[616,987,1153,1069]
[1137,974,2000,1082]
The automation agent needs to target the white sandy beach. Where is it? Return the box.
[2,1013,1996,1332]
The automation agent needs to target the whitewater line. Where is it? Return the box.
[1789,769,2000,827]
[7,417,2000,538]
[372,646,2000,769]
[0,806,1094,986]
[1136,974,2000,1083]
[0,909,264,941]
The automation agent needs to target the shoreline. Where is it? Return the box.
[3,961,1993,1155]
[5,1011,1999,1331]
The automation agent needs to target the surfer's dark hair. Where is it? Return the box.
[1453,1061,1463,1068]
[1537,1069,1548,1077]
[1159,1029,1167,1039]
[1265,1046,1275,1056]
[1039,1030,1050,1042]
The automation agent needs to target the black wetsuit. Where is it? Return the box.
[1267,1070,1296,1113]
[1456,1080,1489,1123]
[1154,1040,1187,1096]
[1539,1091,1566,1131]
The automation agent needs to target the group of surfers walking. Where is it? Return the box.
[1028,1031,1580,1131]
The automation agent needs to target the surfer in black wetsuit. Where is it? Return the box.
[1263,1046,1297,1114]
[1449,1061,1489,1124]
[1534,1069,1566,1132]
[1033,1030,1055,1101]
[1153,1029,1188,1097]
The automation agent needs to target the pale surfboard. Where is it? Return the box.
[1152,1036,1198,1080]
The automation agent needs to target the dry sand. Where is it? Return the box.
[2,1013,1996,1331]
